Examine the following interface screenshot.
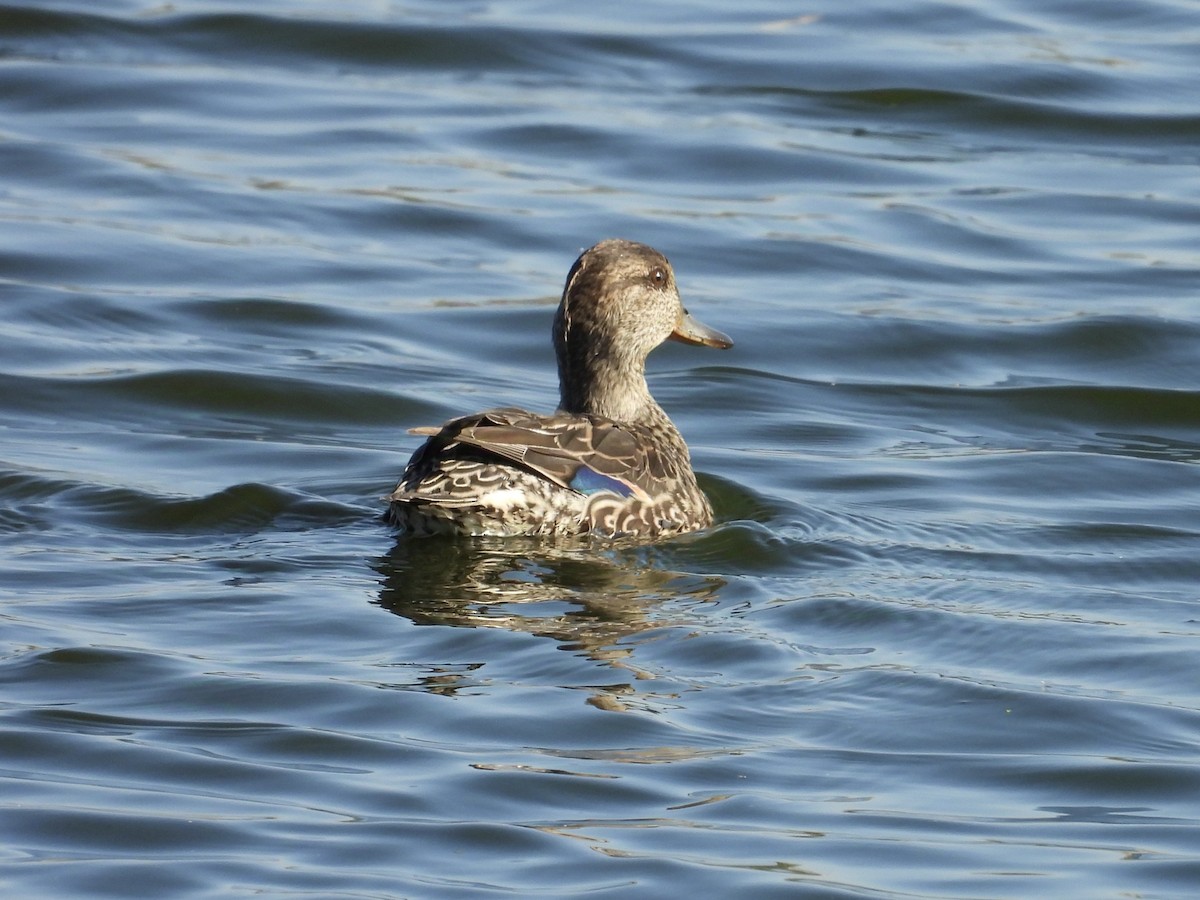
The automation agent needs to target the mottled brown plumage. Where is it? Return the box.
[387,239,732,538]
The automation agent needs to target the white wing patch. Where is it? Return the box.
[481,488,531,511]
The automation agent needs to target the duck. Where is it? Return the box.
[387,239,732,538]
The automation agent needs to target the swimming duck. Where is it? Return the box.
[387,239,732,538]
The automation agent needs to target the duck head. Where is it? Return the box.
[553,239,732,419]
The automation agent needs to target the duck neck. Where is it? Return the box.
[558,348,665,424]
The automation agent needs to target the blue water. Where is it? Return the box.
[2,1,1199,897]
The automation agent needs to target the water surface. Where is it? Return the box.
[2,1,1199,897]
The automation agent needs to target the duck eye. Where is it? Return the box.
[649,266,667,286]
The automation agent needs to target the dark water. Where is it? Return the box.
[3,1,1199,896]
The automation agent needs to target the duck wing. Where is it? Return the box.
[405,407,655,501]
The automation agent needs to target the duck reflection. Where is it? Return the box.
[372,536,725,709]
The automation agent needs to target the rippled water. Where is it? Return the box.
[3,1,1199,897]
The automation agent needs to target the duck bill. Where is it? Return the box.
[670,310,733,349]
